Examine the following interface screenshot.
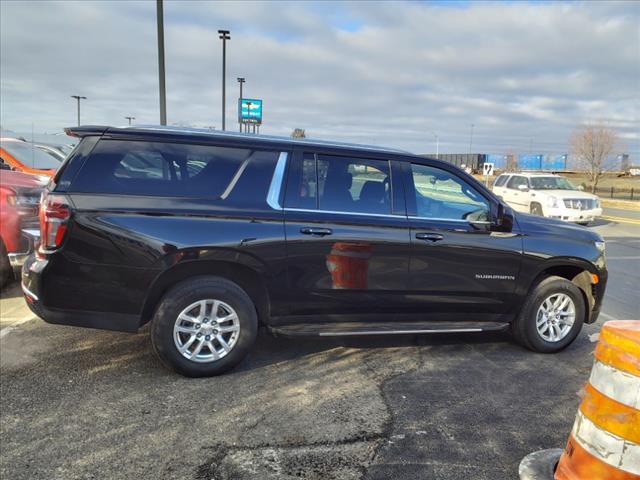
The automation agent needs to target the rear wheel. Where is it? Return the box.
[151,276,258,377]
[511,276,585,353]
[530,203,544,216]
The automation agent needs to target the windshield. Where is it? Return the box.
[530,176,576,190]
[1,141,62,169]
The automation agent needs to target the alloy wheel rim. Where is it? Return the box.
[535,293,576,342]
[173,299,240,363]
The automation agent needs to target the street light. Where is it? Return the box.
[469,123,475,153]
[218,29,231,131]
[70,95,87,126]
[237,77,245,132]
[432,132,439,158]
[125,116,135,125]
[156,0,167,125]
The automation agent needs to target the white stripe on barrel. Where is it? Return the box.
[588,360,640,410]
[571,409,640,475]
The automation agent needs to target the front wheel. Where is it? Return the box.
[151,276,258,377]
[511,276,585,353]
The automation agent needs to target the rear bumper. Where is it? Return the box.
[21,254,140,333]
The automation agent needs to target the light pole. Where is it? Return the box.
[469,123,475,153]
[125,116,135,125]
[432,132,439,158]
[218,29,230,131]
[156,0,167,125]
[70,95,86,126]
[237,77,245,132]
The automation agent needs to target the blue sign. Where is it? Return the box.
[238,98,262,124]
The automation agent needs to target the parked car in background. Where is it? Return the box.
[0,170,45,288]
[0,138,63,176]
[492,173,602,225]
[23,126,607,377]
[33,142,72,161]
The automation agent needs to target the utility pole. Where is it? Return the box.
[432,132,439,158]
[218,29,231,131]
[156,0,167,125]
[237,77,245,132]
[125,116,135,125]
[469,123,475,153]
[70,95,86,126]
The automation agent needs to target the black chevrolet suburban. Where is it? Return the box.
[22,126,607,376]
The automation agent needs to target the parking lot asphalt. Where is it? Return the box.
[1,215,638,480]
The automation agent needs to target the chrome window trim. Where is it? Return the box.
[408,215,491,224]
[219,156,251,200]
[266,152,288,210]
[285,207,403,219]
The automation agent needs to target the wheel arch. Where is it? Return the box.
[140,260,270,327]
[524,259,598,324]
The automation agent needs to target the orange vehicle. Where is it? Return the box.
[0,138,63,176]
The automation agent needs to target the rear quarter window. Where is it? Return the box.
[69,140,279,199]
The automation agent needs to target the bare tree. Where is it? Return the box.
[291,128,306,138]
[570,123,618,193]
[506,149,518,171]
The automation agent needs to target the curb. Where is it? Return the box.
[518,448,562,480]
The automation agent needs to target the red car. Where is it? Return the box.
[0,169,45,288]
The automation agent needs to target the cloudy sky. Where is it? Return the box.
[1,0,638,157]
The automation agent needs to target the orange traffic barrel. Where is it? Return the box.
[520,320,640,480]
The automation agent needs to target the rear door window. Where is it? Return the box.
[70,140,279,198]
[506,176,528,190]
[286,152,392,215]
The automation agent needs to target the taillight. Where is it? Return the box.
[38,192,70,254]
[0,186,16,205]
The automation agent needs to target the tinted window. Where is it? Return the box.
[530,176,576,190]
[318,155,390,214]
[411,164,489,222]
[1,141,62,169]
[506,176,529,189]
[493,174,509,187]
[286,153,392,214]
[70,140,278,197]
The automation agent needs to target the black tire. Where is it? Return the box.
[577,222,590,226]
[0,240,13,290]
[511,276,585,353]
[530,203,544,216]
[151,276,258,377]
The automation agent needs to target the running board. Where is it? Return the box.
[269,321,509,337]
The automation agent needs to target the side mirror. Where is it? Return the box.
[577,185,584,191]
[518,184,529,192]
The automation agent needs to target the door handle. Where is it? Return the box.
[300,227,333,236]
[415,232,444,242]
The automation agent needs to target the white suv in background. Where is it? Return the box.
[492,173,602,225]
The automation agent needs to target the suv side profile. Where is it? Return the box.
[493,172,602,225]
[23,126,607,376]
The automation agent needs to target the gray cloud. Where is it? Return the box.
[1,0,638,158]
